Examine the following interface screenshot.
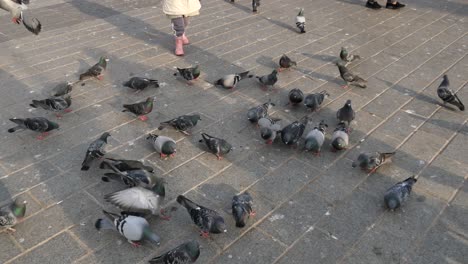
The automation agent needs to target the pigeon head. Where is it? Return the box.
[212,216,227,234]
[190,114,202,124]
[297,8,304,16]
[99,132,111,143]
[12,198,27,218]
[146,133,158,141]
[152,177,166,197]
[49,121,60,131]
[232,204,247,228]
[341,47,347,54]
[282,133,294,145]
[143,227,161,246]
[161,141,176,155]
[184,240,201,260]
[100,56,110,63]
[271,70,278,76]
[345,100,352,107]
[331,137,346,150]
[260,127,273,140]
[304,137,319,152]
[318,120,328,132]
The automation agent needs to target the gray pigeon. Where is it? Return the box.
[104,178,168,218]
[331,121,349,151]
[146,134,177,158]
[352,152,396,173]
[340,47,361,64]
[81,132,111,171]
[99,158,154,173]
[256,70,278,91]
[174,65,200,84]
[279,54,297,71]
[288,88,304,105]
[50,82,74,97]
[123,77,159,93]
[247,101,275,123]
[0,198,27,233]
[149,240,200,264]
[95,210,160,247]
[304,90,329,112]
[8,117,59,140]
[199,132,233,160]
[100,161,159,189]
[258,117,282,144]
[335,61,366,89]
[384,175,418,210]
[214,71,252,89]
[159,114,201,135]
[336,100,355,127]
[281,115,309,146]
[177,195,227,238]
[232,192,255,228]
[30,95,72,118]
[437,75,464,111]
[0,0,41,35]
[304,120,328,155]
[295,8,305,33]
[79,56,109,81]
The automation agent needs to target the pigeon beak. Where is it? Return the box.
[351,162,357,168]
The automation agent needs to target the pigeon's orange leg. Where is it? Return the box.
[159,209,171,221]
[138,115,148,121]
[129,241,141,247]
[160,153,167,159]
[266,139,273,145]
[64,109,73,113]
[200,231,210,238]
[36,132,49,140]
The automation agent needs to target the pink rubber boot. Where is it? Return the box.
[181,33,189,45]
[175,36,184,56]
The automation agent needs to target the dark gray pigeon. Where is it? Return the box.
[304,90,329,112]
[104,178,168,219]
[340,47,360,64]
[0,0,41,35]
[352,152,396,173]
[50,82,74,97]
[149,240,200,264]
[214,71,252,89]
[174,65,200,84]
[95,210,160,247]
[295,8,305,33]
[100,161,159,189]
[336,99,355,127]
[8,117,59,140]
[30,95,72,118]
[335,61,366,89]
[146,134,177,158]
[123,77,159,93]
[0,198,27,233]
[331,121,349,151]
[159,114,201,135]
[258,117,282,144]
[122,97,156,121]
[81,132,111,171]
[304,120,328,155]
[232,192,255,228]
[199,133,233,160]
[384,175,418,210]
[279,54,297,71]
[281,115,309,146]
[79,56,109,81]
[288,88,304,105]
[437,75,464,111]
[256,70,278,91]
[99,158,154,172]
[177,195,227,238]
[247,101,275,123]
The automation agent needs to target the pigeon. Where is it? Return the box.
[99,158,154,173]
[335,61,367,89]
[81,132,111,171]
[352,152,396,173]
[122,97,156,121]
[281,115,309,146]
[288,88,304,105]
[29,95,72,118]
[384,175,418,210]
[95,210,160,247]
[437,75,464,111]
[50,82,74,97]
[104,178,168,218]
[258,117,282,144]
[214,71,252,89]
[149,240,200,264]
[0,0,41,35]
[123,77,159,93]
[79,56,109,81]
[199,132,233,160]
[304,120,328,155]
[256,70,278,91]
[232,192,255,228]
[174,65,200,84]
[8,117,59,140]
[159,114,201,135]
[340,47,361,64]
[295,8,306,33]
[146,134,177,158]
[247,101,275,123]
[279,54,297,72]
[0,198,27,233]
[177,195,227,238]
[304,90,329,112]
[331,121,349,151]
[252,0,260,13]
[336,99,355,127]
[100,162,159,189]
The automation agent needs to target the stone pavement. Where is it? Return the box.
[0,0,467,263]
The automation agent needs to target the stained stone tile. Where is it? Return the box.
[0,235,22,263]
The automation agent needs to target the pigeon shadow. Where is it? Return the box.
[302,53,340,63]
[226,0,254,13]
[256,55,279,69]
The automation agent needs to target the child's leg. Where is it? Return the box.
[171,17,185,56]
[181,17,190,45]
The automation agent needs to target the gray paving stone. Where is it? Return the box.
[440,132,468,165]
[399,130,446,162]
[0,235,22,263]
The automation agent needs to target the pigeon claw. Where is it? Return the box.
[266,140,273,145]
[138,115,148,121]
[159,209,171,221]
[160,153,167,159]
[341,85,349,89]
[169,153,176,158]
[97,75,104,80]
[314,151,321,157]
[36,132,49,140]
[55,114,63,119]
[200,231,210,238]
[249,211,256,217]
[216,155,223,160]
[64,109,73,113]
[130,241,141,247]
[12,18,20,24]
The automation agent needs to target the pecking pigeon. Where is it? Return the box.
[174,65,200,85]
[81,132,111,171]
[258,117,282,144]
[30,95,72,118]
[0,198,27,233]
[352,152,396,173]
[95,210,160,247]
[437,75,464,111]
[122,97,156,121]
[336,99,355,127]
[288,88,304,105]
[146,134,177,158]
[335,61,367,89]
[159,114,201,135]
[177,195,227,238]
[279,54,297,71]
[295,8,305,33]
[8,117,59,140]
[0,0,41,35]
[232,192,255,228]
[123,77,159,93]
[79,56,109,81]
[340,47,361,64]
[247,101,275,123]
[199,132,233,160]
[331,121,349,151]
[281,115,309,146]
[384,175,418,210]
[304,90,329,112]
[50,82,74,97]
[101,162,159,189]
[304,120,328,155]
[214,71,252,89]
[256,70,278,91]
[149,240,200,264]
